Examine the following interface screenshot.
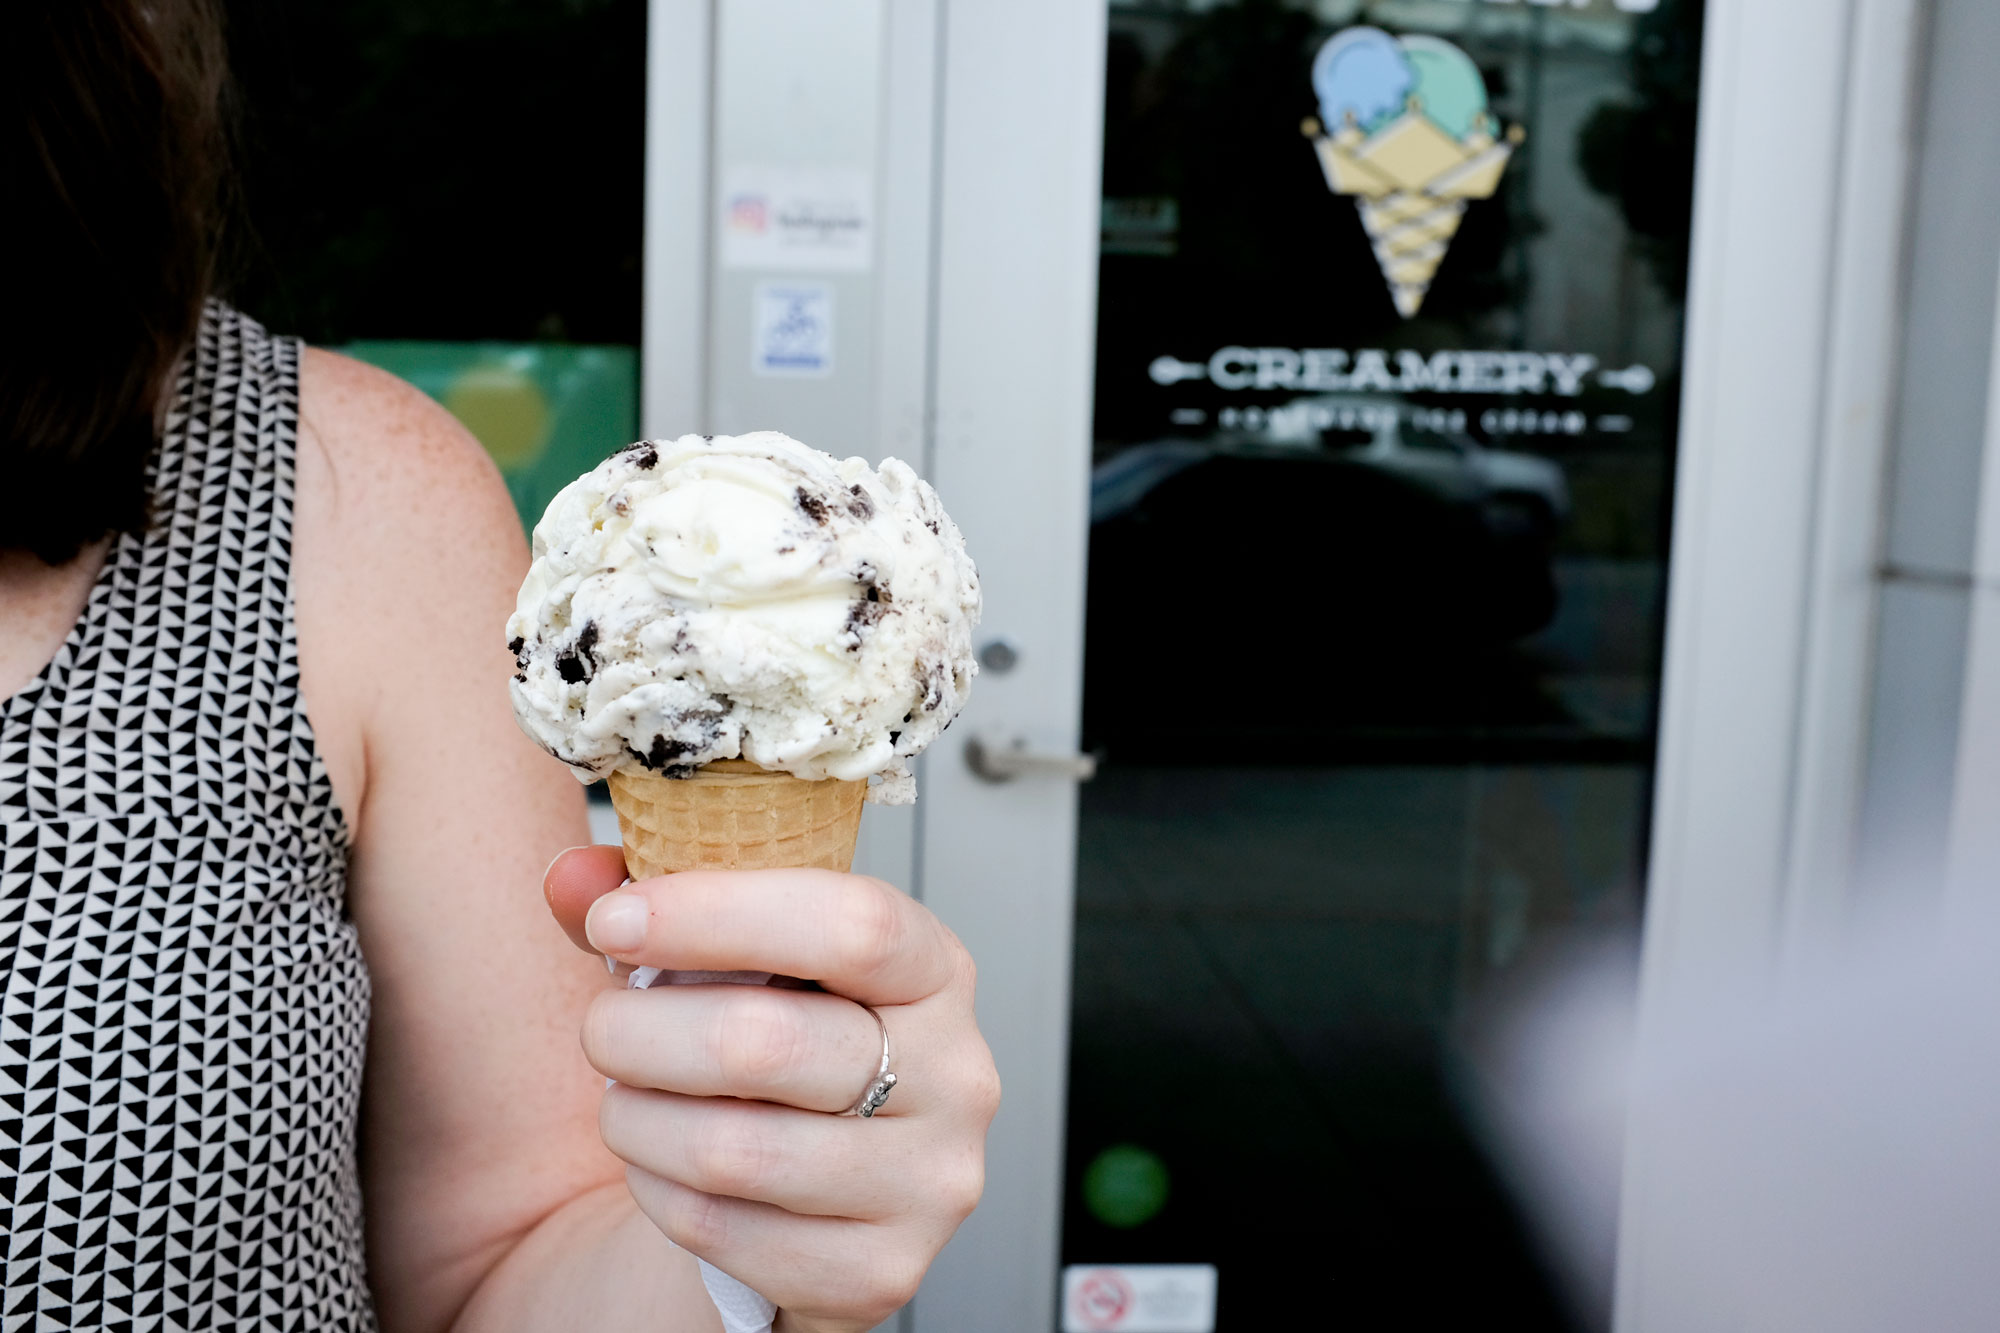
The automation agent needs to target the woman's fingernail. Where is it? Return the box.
[587,892,650,954]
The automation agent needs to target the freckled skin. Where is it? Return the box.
[283,348,680,1327]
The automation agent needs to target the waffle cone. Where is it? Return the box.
[607,761,866,879]
[1355,192,1469,317]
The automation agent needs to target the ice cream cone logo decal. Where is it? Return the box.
[1303,27,1522,318]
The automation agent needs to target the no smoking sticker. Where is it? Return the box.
[1061,1265,1217,1333]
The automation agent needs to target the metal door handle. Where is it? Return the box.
[965,735,1099,784]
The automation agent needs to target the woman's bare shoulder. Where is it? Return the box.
[295,346,519,532]
[291,345,534,822]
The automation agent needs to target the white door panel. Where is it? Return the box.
[642,3,1103,1327]
[911,3,1107,1327]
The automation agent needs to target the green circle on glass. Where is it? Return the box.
[443,363,552,471]
[1082,1144,1170,1229]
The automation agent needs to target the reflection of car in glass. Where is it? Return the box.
[1083,426,1566,758]
[1258,393,1571,538]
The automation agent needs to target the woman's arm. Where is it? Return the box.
[293,349,710,1329]
[293,351,996,1333]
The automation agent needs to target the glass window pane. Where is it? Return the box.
[1069,1,1702,1325]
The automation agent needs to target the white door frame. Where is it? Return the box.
[909,2,1106,1327]
[1633,0,1920,1010]
[640,0,712,444]
[1617,0,1923,1326]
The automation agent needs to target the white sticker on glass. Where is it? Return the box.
[1061,1265,1218,1333]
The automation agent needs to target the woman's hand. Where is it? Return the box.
[545,845,1002,1332]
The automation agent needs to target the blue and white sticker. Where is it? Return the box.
[1061,1265,1217,1333]
[752,282,834,378]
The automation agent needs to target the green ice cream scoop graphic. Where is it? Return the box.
[1304,27,1522,317]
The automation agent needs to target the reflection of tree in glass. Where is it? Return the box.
[1106,2,1334,300]
[222,0,644,346]
[1576,0,1704,299]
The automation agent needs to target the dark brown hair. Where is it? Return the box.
[1,0,231,564]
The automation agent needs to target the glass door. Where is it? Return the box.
[1053,1,1700,1328]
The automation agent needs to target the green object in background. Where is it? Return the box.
[341,342,639,533]
[1083,1143,1171,1229]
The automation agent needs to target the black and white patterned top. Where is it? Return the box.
[1,304,374,1329]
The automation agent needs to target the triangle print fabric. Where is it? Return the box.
[0,304,374,1330]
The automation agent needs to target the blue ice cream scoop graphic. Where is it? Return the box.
[1304,27,1521,317]
[1313,27,1494,141]
[1311,27,1412,135]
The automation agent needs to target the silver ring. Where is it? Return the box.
[842,1004,897,1118]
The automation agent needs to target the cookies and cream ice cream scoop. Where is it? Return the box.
[507,431,980,804]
